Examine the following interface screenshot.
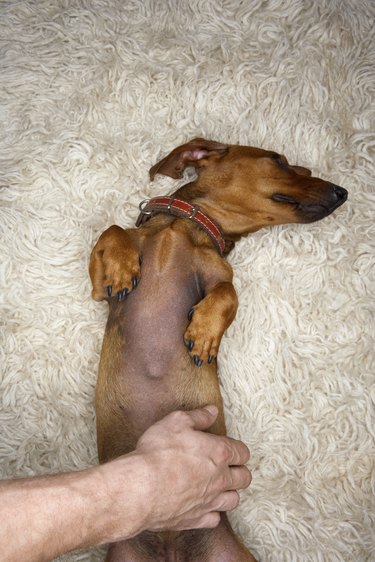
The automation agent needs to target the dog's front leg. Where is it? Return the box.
[184,249,238,366]
[89,225,143,302]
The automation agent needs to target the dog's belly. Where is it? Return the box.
[96,232,225,458]
[96,231,255,562]
[120,263,198,380]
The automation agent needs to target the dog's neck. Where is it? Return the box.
[173,182,244,251]
[136,195,226,255]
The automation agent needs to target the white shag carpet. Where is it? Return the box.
[1,1,374,561]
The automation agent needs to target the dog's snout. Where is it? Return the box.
[291,181,348,223]
[332,185,348,203]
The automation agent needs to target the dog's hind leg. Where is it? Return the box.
[104,518,258,562]
[104,540,147,562]
[190,515,258,562]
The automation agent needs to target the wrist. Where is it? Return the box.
[93,453,152,545]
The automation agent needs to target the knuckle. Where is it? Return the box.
[227,491,240,510]
[232,466,252,490]
[215,490,240,511]
[215,439,232,464]
[238,440,251,463]
[169,410,191,426]
[199,512,221,529]
[229,437,251,464]
[245,468,252,486]
[216,471,230,492]
[213,490,240,511]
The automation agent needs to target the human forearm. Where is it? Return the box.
[0,457,144,562]
[0,407,252,562]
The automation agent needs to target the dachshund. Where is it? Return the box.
[89,138,347,561]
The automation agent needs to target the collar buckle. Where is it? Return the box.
[187,204,198,220]
[135,199,152,227]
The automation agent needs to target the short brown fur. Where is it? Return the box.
[90,139,347,561]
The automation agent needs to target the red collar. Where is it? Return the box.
[136,196,225,256]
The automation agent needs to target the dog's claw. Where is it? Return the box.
[139,255,143,266]
[188,308,194,321]
[184,339,195,352]
[117,288,128,302]
[132,276,139,289]
[208,355,214,364]
[106,286,112,298]
[193,355,203,367]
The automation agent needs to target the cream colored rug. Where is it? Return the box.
[1,1,374,561]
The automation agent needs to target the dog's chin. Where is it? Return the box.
[296,203,337,222]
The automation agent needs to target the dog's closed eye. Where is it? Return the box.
[271,194,298,204]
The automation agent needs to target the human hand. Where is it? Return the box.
[0,407,250,561]
[134,405,252,532]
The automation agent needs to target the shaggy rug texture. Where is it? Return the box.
[1,1,374,560]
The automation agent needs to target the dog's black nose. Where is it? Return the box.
[332,185,348,202]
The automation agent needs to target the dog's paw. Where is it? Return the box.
[184,307,222,367]
[101,249,142,302]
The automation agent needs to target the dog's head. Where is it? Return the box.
[149,138,347,236]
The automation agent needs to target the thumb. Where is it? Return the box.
[185,405,219,431]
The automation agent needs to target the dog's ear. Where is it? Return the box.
[291,165,312,177]
[149,138,228,181]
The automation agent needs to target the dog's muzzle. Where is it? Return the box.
[299,184,348,221]
[273,183,348,222]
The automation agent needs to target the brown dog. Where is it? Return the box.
[89,138,347,561]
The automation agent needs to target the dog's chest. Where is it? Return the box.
[107,230,202,379]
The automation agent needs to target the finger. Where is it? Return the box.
[182,405,219,432]
[211,490,240,512]
[192,511,221,530]
[227,466,252,491]
[169,511,220,532]
[223,436,251,466]
[148,405,218,435]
